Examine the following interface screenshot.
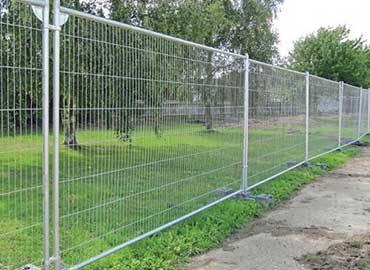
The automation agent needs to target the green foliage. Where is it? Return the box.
[109,0,283,62]
[232,0,283,61]
[0,0,43,135]
[1,0,284,143]
[288,26,370,87]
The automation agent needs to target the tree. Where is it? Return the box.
[288,26,370,88]
[110,0,234,131]
[109,0,283,130]
[231,0,283,61]
[0,0,43,136]
[2,0,283,143]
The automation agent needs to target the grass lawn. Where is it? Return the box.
[0,115,366,269]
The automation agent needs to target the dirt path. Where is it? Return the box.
[186,147,370,270]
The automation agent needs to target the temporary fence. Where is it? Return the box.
[0,1,369,269]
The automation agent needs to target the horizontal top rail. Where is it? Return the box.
[343,82,364,90]
[309,73,340,85]
[249,59,306,76]
[59,7,247,59]
[23,0,46,7]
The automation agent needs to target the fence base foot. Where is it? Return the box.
[217,189,273,203]
[312,162,328,170]
[238,191,274,203]
[353,141,370,147]
[304,162,328,170]
[21,264,41,270]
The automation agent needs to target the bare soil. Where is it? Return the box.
[298,235,370,270]
[186,147,370,270]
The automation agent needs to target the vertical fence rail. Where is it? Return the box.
[52,0,61,269]
[358,88,363,137]
[0,0,48,269]
[338,82,344,149]
[1,3,370,269]
[41,1,50,269]
[241,55,249,192]
[305,72,309,163]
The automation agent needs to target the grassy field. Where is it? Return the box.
[0,116,366,269]
[81,136,368,270]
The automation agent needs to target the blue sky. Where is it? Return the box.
[274,0,370,56]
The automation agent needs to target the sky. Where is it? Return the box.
[274,0,370,57]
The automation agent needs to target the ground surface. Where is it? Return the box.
[186,146,370,270]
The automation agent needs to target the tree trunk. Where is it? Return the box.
[63,95,78,147]
[220,84,226,122]
[154,107,161,136]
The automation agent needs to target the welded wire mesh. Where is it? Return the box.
[0,1,44,269]
[0,3,369,269]
[342,84,361,145]
[58,13,245,266]
[308,75,339,158]
[247,60,306,186]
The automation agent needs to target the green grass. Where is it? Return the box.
[86,137,366,270]
[0,117,367,269]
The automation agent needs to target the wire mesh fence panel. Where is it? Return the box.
[1,3,369,268]
[58,12,245,267]
[360,89,368,136]
[248,60,306,186]
[342,84,361,145]
[308,75,339,158]
[0,1,45,269]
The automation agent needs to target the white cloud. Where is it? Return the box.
[274,0,370,57]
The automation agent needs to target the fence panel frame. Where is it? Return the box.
[29,0,51,269]
[1,2,369,269]
[54,5,247,269]
[241,55,250,192]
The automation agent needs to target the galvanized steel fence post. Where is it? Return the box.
[358,88,363,138]
[53,0,61,268]
[242,55,250,193]
[305,72,310,163]
[41,0,50,269]
[338,82,344,149]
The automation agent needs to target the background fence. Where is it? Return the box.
[0,1,369,270]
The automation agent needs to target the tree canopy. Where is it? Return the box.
[288,26,370,88]
[1,0,284,145]
[75,0,283,63]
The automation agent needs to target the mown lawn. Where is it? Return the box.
[0,116,366,269]
[86,137,368,270]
